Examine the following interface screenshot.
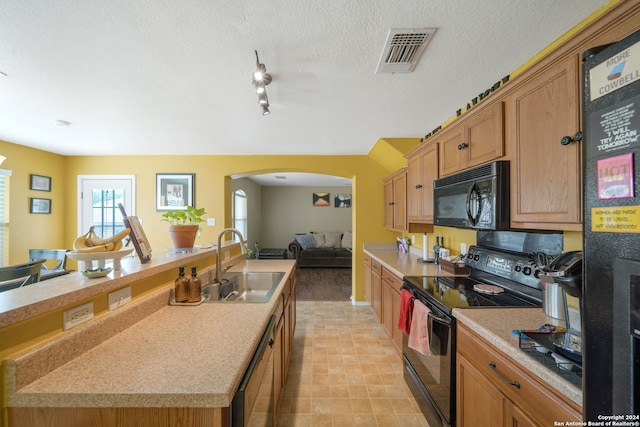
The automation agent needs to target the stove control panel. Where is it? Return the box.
[466,246,541,288]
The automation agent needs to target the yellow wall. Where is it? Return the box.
[0,141,67,265]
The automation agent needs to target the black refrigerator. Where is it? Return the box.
[582,29,640,419]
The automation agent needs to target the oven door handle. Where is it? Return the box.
[427,310,451,326]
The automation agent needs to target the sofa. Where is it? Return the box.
[288,231,352,268]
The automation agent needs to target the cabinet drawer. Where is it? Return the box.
[371,259,382,276]
[364,254,371,267]
[457,324,581,426]
[381,267,402,292]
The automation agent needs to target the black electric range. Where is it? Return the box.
[403,245,544,315]
[401,244,544,427]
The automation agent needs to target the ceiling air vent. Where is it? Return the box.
[375,28,437,74]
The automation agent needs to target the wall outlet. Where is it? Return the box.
[224,250,230,261]
[207,218,216,226]
[108,286,132,311]
[411,235,415,245]
[461,243,467,256]
[63,302,94,331]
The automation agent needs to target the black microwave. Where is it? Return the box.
[433,160,510,230]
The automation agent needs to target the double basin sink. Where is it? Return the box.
[201,271,285,303]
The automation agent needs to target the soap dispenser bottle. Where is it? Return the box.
[174,266,189,303]
[188,266,202,303]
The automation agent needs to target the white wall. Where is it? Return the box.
[260,186,352,250]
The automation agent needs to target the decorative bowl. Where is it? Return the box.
[81,267,113,279]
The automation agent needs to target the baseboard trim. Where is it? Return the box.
[350,296,369,306]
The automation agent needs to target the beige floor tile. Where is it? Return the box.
[279,301,430,427]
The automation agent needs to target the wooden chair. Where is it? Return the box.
[0,259,46,290]
[29,249,69,270]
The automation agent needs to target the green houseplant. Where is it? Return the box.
[162,206,206,249]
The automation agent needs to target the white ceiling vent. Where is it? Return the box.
[375,28,437,74]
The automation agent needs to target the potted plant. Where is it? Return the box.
[161,206,206,249]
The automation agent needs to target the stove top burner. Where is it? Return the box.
[403,275,541,314]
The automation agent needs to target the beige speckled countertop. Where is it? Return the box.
[6,259,296,409]
[363,243,465,278]
[0,247,221,328]
[453,307,582,407]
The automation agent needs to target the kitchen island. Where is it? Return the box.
[4,255,296,427]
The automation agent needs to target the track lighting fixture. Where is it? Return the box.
[252,50,272,115]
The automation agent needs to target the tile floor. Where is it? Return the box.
[276,301,430,427]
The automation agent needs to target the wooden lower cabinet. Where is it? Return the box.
[8,407,228,427]
[370,259,382,320]
[363,255,372,303]
[381,267,403,355]
[457,322,581,427]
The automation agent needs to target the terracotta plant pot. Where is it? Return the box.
[168,225,199,249]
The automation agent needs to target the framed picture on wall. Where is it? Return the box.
[30,198,51,214]
[334,193,351,208]
[156,173,194,211]
[313,192,330,206]
[30,174,51,192]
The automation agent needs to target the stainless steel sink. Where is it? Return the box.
[202,271,285,303]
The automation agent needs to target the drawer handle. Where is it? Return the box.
[489,361,521,389]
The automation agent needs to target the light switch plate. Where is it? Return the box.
[207,218,216,226]
[108,286,132,311]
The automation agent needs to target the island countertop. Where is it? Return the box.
[6,259,296,409]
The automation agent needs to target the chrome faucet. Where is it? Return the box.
[215,228,247,284]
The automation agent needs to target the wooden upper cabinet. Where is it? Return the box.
[406,141,439,223]
[383,168,407,232]
[506,54,581,230]
[439,101,505,177]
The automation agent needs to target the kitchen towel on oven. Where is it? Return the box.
[398,289,414,334]
[408,299,431,356]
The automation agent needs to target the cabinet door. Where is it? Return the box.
[419,142,439,222]
[363,256,372,302]
[381,281,393,337]
[390,287,402,355]
[457,353,505,427]
[273,315,284,422]
[438,126,466,177]
[505,401,538,427]
[383,169,408,232]
[507,55,581,230]
[465,102,504,168]
[370,264,382,320]
[392,172,407,231]
[383,178,394,229]
[407,142,438,223]
[407,153,422,222]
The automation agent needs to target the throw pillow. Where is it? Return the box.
[341,231,352,249]
[311,232,326,247]
[324,232,342,248]
[295,233,316,250]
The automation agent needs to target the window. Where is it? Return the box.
[0,169,12,266]
[90,189,127,239]
[233,190,247,240]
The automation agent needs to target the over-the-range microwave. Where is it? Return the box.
[433,160,510,230]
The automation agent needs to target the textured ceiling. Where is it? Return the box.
[0,0,608,158]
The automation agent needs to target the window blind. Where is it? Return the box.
[0,169,12,266]
[233,190,247,241]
